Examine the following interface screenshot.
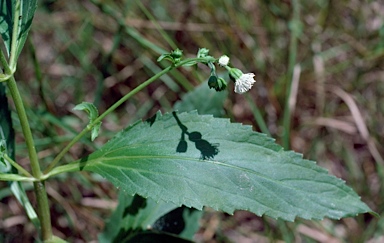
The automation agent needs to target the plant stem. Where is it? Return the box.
[7,77,41,177]
[3,153,33,178]
[282,0,300,150]
[7,77,53,240]
[44,65,174,173]
[34,181,52,240]
[44,56,215,174]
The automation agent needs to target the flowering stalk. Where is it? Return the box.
[218,55,256,94]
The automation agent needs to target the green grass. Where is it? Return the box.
[1,0,383,242]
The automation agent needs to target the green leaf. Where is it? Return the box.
[73,102,102,141]
[157,53,172,63]
[0,0,13,56]
[0,85,14,166]
[99,193,178,243]
[81,111,372,221]
[174,81,227,117]
[152,206,202,240]
[0,0,38,61]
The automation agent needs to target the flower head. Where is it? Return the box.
[228,68,255,94]
[218,55,230,66]
[234,73,256,94]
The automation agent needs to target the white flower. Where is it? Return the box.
[234,73,256,94]
[218,55,230,66]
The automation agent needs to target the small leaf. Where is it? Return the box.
[157,53,172,63]
[73,102,99,120]
[73,102,101,141]
[80,111,373,221]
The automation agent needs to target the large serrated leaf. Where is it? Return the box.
[0,0,37,60]
[80,111,372,221]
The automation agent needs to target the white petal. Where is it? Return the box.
[234,73,256,94]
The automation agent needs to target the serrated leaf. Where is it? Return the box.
[81,111,372,221]
[99,193,178,243]
[73,102,101,141]
[0,0,37,61]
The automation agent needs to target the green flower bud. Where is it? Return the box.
[208,75,218,90]
[197,48,210,58]
[208,75,227,92]
[171,48,183,59]
[216,77,227,91]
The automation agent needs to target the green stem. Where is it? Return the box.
[43,161,84,179]
[282,0,300,150]
[7,77,52,240]
[44,56,216,174]
[44,65,174,173]
[3,153,33,178]
[7,77,41,177]
[34,181,52,241]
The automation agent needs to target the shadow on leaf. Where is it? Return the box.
[172,111,219,160]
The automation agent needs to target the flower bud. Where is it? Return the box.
[218,55,230,66]
[197,48,210,58]
[208,75,218,90]
[216,77,227,91]
[171,48,183,59]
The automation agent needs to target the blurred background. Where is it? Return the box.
[1,0,384,242]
